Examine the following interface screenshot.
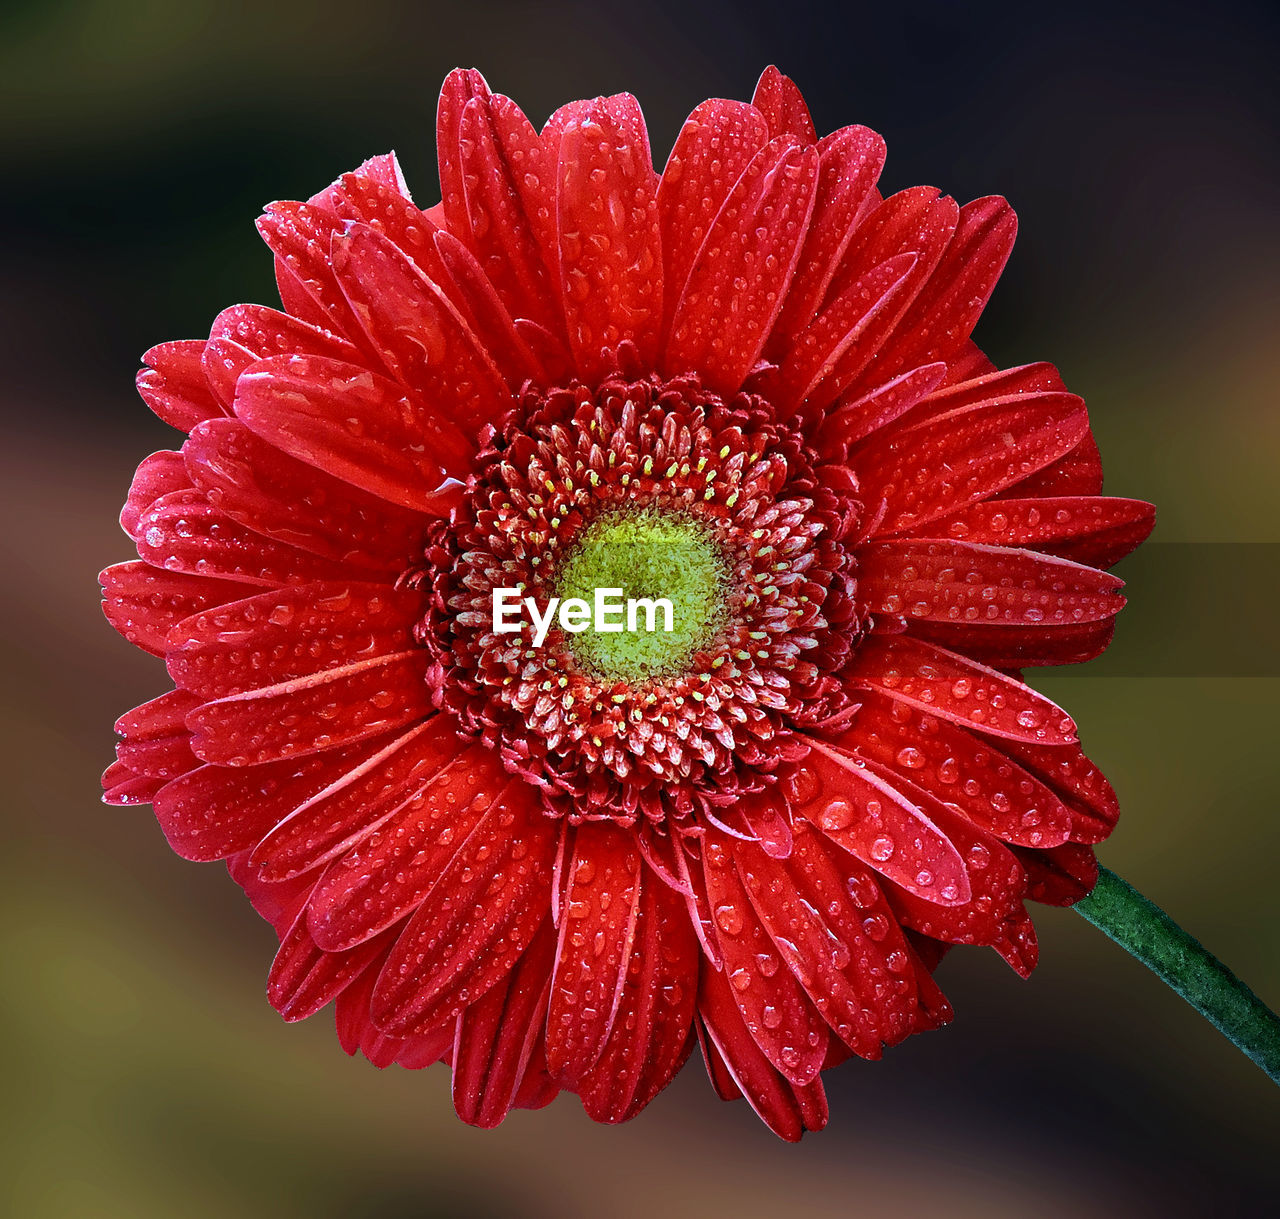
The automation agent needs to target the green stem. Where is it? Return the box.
[1075,866,1280,1084]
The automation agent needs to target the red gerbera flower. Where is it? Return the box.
[102,66,1155,1139]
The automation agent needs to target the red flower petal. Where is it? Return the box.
[452,920,558,1128]
[436,68,493,242]
[249,719,464,880]
[330,222,514,430]
[749,823,945,1051]
[183,419,429,572]
[665,137,819,395]
[658,99,770,342]
[154,745,382,863]
[113,687,201,738]
[165,580,419,699]
[202,304,359,410]
[227,849,313,933]
[112,689,202,781]
[368,782,558,1033]
[701,833,828,1084]
[908,618,1118,669]
[871,197,1018,382]
[234,354,470,512]
[925,496,1156,569]
[493,93,565,283]
[850,390,1090,535]
[994,909,1041,977]
[455,92,563,334]
[267,915,394,1022]
[793,739,971,904]
[817,361,948,458]
[430,229,546,387]
[187,650,432,766]
[101,762,168,807]
[541,97,593,146]
[827,187,956,298]
[335,956,453,1069]
[841,694,1075,848]
[155,721,455,866]
[919,369,1105,503]
[324,171,449,280]
[818,188,959,396]
[545,824,644,1084]
[555,94,663,381]
[120,450,190,540]
[738,787,795,859]
[134,489,364,588]
[770,123,887,346]
[512,1048,560,1112]
[846,635,1078,744]
[994,736,1120,844]
[867,769,1030,952]
[938,337,993,381]
[1002,431,1104,498]
[675,839,725,970]
[920,358,1066,413]
[303,745,509,949]
[751,66,817,145]
[307,152,410,214]
[774,252,919,412]
[256,202,369,343]
[860,538,1126,627]
[113,731,198,783]
[1015,841,1100,906]
[137,340,224,432]
[578,878,699,1122]
[699,1011,742,1103]
[697,965,829,1141]
[100,561,258,658]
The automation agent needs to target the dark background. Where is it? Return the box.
[2,1,1278,1215]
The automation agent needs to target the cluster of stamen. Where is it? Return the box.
[412,375,862,826]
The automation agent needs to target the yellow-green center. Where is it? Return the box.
[553,511,727,683]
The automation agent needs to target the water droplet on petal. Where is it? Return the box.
[715,904,744,936]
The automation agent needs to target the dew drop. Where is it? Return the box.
[715,904,744,936]
[819,798,854,832]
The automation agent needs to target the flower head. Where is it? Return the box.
[103,66,1154,1138]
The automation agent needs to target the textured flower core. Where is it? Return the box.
[553,510,726,682]
[420,374,858,822]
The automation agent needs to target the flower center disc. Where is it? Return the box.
[553,510,726,684]
[418,374,858,812]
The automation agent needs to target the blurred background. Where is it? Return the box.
[2,0,1278,1214]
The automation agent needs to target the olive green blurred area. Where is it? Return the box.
[2,0,1278,1215]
